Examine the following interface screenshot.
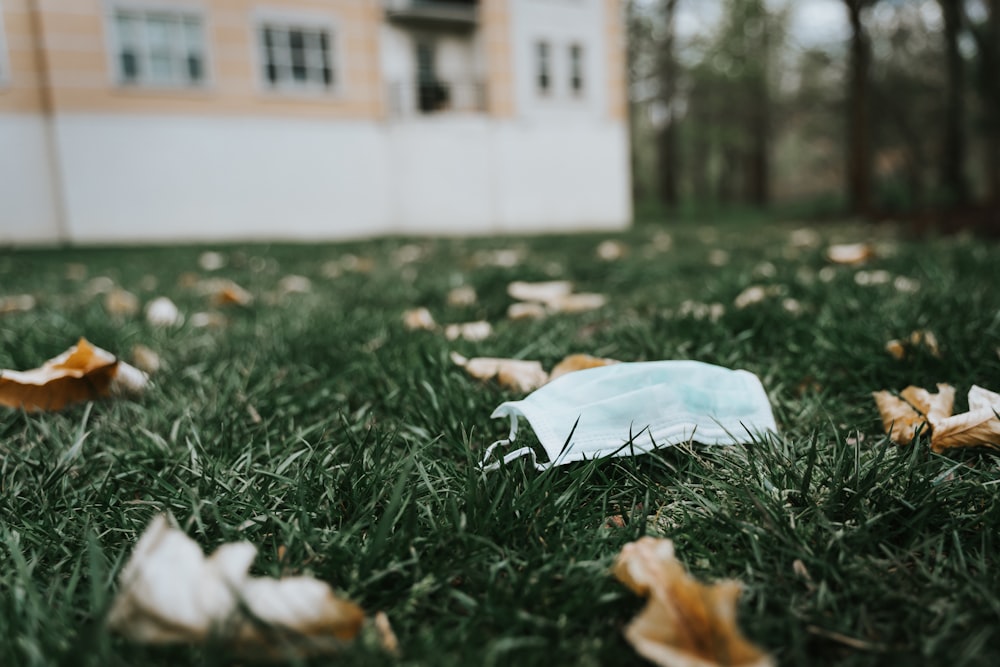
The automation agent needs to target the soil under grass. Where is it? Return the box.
[2,217,1000,666]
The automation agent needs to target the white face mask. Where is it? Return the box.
[479,360,777,471]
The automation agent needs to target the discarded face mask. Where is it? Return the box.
[479,360,777,471]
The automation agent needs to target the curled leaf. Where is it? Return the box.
[107,515,364,657]
[403,307,436,331]
[929,385,1000,453]
[0,338,148,412]
[613,537,773,667]
[451,352,548,392]
[826,242,875,265]
[444,321,492,342]
[548,354,619,383]
[507,280,573,304]
[507,302,548,320]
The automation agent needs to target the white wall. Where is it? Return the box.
[0,114,63,245]
[31,111,628,243]
[54,114,391,243]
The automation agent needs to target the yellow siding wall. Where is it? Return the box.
[3,0,382,118]
[603,0,626,121]
[0,0,47,113]
[480,0,512,118]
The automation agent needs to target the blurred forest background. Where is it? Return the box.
[627,0,1000,233]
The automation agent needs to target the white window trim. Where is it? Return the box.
[252,8,344,99]
[0,4,10,87]
[103,0,213,90]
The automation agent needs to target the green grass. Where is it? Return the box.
[2,217,1000,666]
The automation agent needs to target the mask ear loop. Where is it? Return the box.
[478,414,542,471]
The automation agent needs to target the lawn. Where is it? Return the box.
[2,216,1000,666]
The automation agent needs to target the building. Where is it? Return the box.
[0,0,630,244]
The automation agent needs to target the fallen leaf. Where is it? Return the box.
[826,242,875,265]
[0,294,36,315]
[403,307,436,331]
[930,385,1000,453]
[473,248,523,268]
[908,330,941,357]
[872,384,954,446]
[733,286,767,309]
[199,279,253,306]
[374,611,400,656]
[444,321,492,342]
[613,537,773,667]
[548,354,619,382]
[507,302,548,320]
[0,338,148,412]
[546,293,607,314]
[145,297,182,327]
[104,288,140,317]
[107,515,364,657]
[885,339,906,360]
[451,352,548,392]
[198,251,226,271]
[278,275,312,295]
[447,286,477,307]
[190,312,228,329]
[131,344,162,375]
[507,280,574,304]
[597,240,627,261]
[708,249,731,267]
[853,270,891,286]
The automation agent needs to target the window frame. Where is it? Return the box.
[105,0,211,90]
[253,9,341,98]
[535,40,551,96]
[568,42,584,97]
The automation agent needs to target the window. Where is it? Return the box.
[536,41,550,95]
[259,22,334,93]
[569,43,584,95]
[111,6,207,87]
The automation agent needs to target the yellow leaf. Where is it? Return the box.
[444,321,492,342]
[403,307,436,331]
[548,354,619,382]
[451,352,548,392]
[872,384,954,445]
[613,537,773,667]
[107,515,364,657]
[826,242,875,265]
[0,338,148,412]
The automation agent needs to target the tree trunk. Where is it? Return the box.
[940,0,969,205]
[656,0,680,206]
[844,0,872,217]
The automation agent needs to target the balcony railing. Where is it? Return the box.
[384,0,478,29]
[387,79,487,117]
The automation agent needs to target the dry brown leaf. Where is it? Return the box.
[507,302,548,320]
[613,537,773,667]
[908,330,941,357]
[145,297,182,327]
[546,292,607,313]
[826,242,875,265]
[900,384,954,422]
[548,354,619,383]
[374,611,400,656]
[104,288,140,317]
[0,338,148,412]
[507,280,574,304]
[198,278,253,306]
[444,321,492,342]
[403,307,436,331]
[107,515,364,657]
[873,384,955,446]
[447,286,478,307]
[131,344,162,375]
[885,339,906,360]
[929,385,1000,453]
[0,294,36,315]
[450,352,548,392]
